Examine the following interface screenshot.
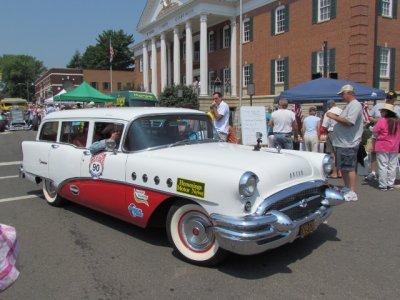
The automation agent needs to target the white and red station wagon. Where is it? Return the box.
[21,107,345,266]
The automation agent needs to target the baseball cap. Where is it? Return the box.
[386,90,398,99]
[327,99,335,105]
[337,84,354,95]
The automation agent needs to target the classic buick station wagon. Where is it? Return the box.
[21,107,345,266]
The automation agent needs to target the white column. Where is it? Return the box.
[142,41,149,92]
[173,27,181,85]
[167,42,172,86]
[160,33,167,92]
[230,18,237,97]
[199,14,208,96]
[151,37,158,95]
[185,21,193,86]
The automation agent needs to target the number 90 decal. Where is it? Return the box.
[89,153,107,179]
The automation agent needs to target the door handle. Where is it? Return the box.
[70,185,80,195]
[51,144,59,149]
[83,150,91,156]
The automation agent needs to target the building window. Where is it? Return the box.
[275,59,285,84]
[139,58,143,72]
[243,65,251,87]
[103,82,110,90]
[182,41,186,60]
[380,48,390,78]
[382,0,393,17]
[223,25,230,48]
[208,31,215,52]
[117,82,122,91]
[317,51,330,74]
[91,82,97,89]
[319,0,331,22]
[313,0,336,23]
[312,48,336,77]
[276,6,286,33]
[243,18,251,42]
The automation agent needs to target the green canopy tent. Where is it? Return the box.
[53,82,115,103]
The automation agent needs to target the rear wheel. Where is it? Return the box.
[166,201,227,266]
[42,179,66,206]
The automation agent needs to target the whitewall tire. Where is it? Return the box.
[42,179,65,207]
[166,201,226,266]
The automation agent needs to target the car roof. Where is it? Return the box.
[43,107,205,122]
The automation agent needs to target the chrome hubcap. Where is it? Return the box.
[180,211,214,252]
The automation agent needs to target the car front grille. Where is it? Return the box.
[265,186,325,221]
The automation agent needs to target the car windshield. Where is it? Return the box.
[124,114,219,151]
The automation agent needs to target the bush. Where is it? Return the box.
[159,84,199,109]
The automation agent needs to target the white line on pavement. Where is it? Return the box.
[0,161,22,166]
[0,194,41,203]
[0,175,19,180]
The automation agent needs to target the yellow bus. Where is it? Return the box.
[0,98,29,112]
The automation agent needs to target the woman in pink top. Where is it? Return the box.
[373,104,400,190]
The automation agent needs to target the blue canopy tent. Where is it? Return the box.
[277,78,386,102]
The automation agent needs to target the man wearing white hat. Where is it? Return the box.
[326,84,363,202]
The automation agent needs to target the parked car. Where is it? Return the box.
[0,113,7,132]
[20,107,345,266]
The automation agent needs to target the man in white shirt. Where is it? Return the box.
[211,92,230,141]
[269,99,298,149]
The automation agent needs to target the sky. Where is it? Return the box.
[0,0,147,68]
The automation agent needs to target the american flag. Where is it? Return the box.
[109,39,114,63]
[362,101,370,125]
[292,103,304,121]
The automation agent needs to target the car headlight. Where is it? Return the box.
[239,171,259,197]
[322,155,333,176]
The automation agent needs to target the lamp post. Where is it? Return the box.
[17,82,33,102]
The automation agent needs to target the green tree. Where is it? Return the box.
[66,50,82,68]
[80,29,135,70]
[159,84,199,109]
[0,55,46,101]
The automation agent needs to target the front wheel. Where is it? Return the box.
[42,179,66,207]
[166,201,227,266]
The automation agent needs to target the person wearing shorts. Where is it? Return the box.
[327,85,363,202]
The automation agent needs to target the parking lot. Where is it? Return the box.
[1,130,399,300]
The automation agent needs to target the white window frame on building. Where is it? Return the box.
[319,0,331,22]
[382,0,393,17]
[317,51,330,74]
[275,59,285,84]
[275,6,286,34]
[208,70,216,94]
[182,41,186,61]
[243,18,251,42]
[243,65,251,87]
[208,31,215,52]
[379,48,390,78]
[139,58,143,73]
[223,25,230,48]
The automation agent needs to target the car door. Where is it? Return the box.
[22,121,59,180]
[77,121,129,219]
[48,121,90,188]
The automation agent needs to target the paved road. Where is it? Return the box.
[1,130,399,300]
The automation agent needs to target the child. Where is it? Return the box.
[373,104,400,190]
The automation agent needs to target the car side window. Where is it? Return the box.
[60,121,89,147]
[39,121,59,142]
[93,122,124,142]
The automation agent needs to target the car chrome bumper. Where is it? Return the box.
[210,187,345,255]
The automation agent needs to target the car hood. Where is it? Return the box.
[140,142,324,194]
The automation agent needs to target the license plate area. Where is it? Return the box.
[299,220,315,238]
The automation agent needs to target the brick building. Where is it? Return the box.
[35,68,137,102]
[131,0,399,111]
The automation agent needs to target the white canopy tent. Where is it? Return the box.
[44,89,67,104]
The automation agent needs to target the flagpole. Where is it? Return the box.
[109,38,113,93]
